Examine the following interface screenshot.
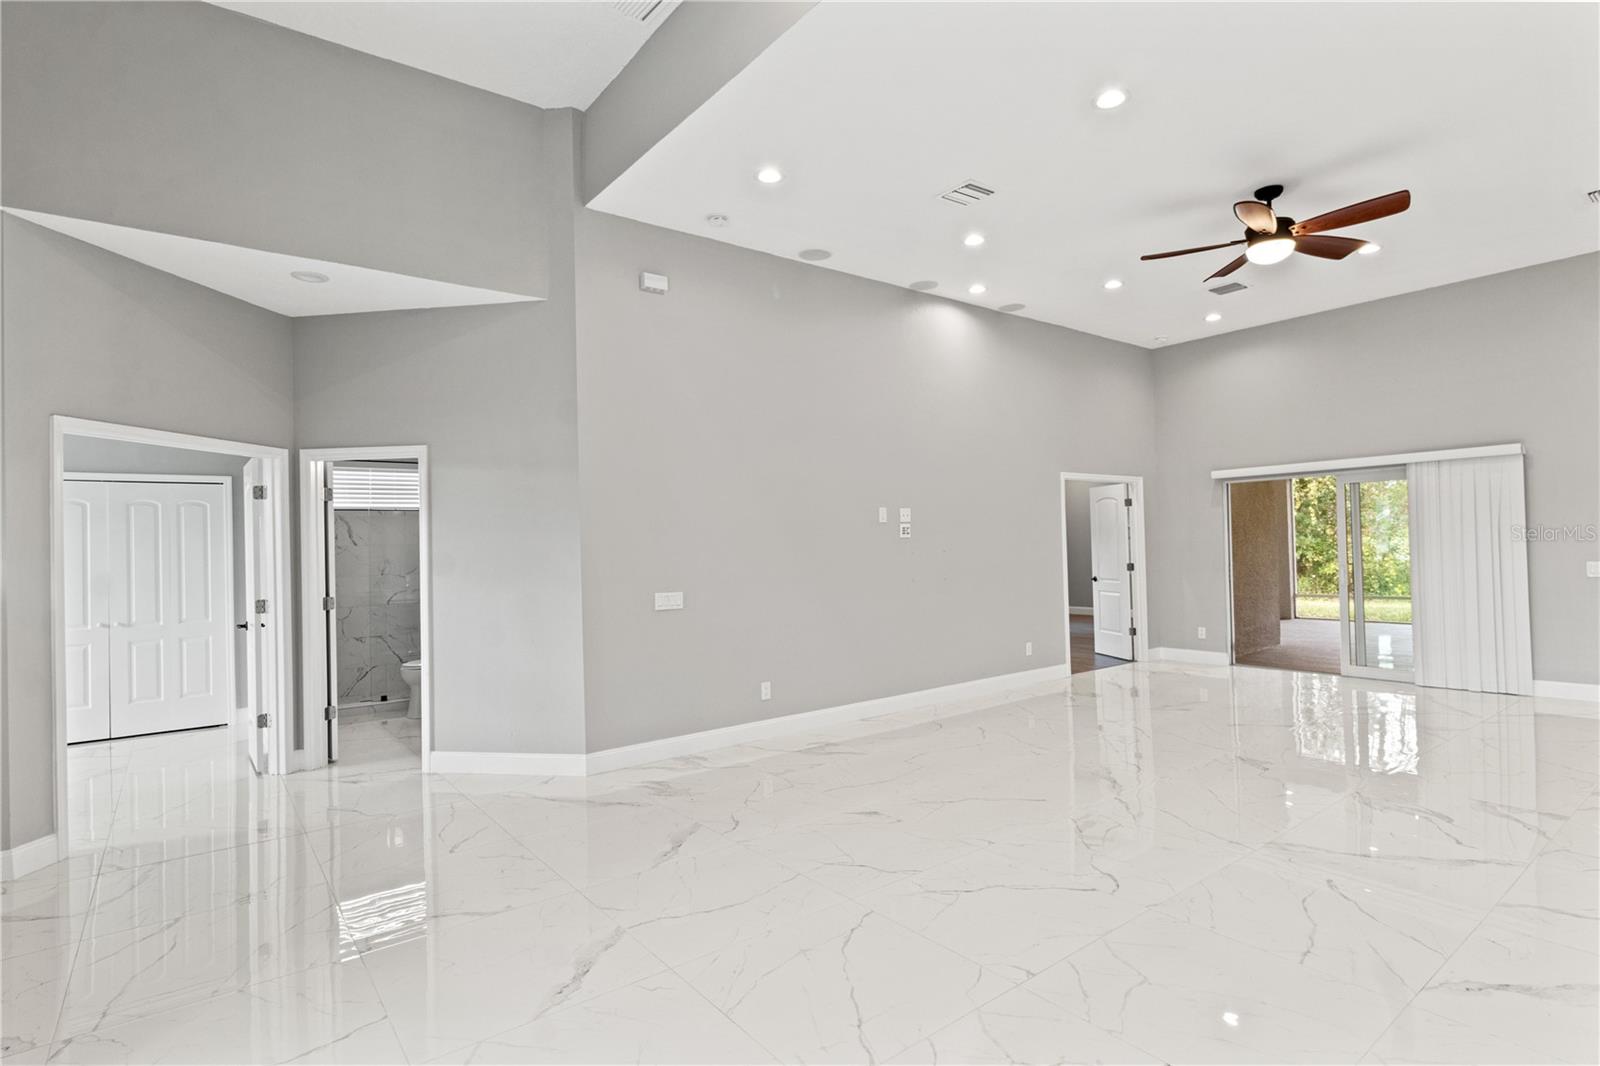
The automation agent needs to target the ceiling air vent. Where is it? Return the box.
[939,181,995,206]
[1208,282,1248,295]
[1588,189,1600,204]
[611,1,664,21]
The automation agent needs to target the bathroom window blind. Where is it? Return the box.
[330,465,420,510]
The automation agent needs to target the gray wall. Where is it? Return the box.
[2,1,547,296]
[62,438,251,709]
[1,217,294,849]
[582,1,816,203]
[575,209,1157,752]
[293,111,586,755]
[1149,253,1600,684]
[1063,481,1094,610]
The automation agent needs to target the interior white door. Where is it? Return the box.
[1089,483,1134,660]
[107,482,232,737]
[63,482,111,743]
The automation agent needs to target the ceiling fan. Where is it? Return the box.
[1141,184,1411,282]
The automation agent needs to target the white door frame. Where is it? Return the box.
[49,416,294,862]
[1059,472,1150,666]
[298,446,433,772]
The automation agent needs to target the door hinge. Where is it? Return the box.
[252,484,267,500]
[321,595,336,611]
[255,598,268,615]
[1128,625,1138,636]
[324,705,338,722]
[256,712,271,728]
[1126,562,1135,572]
[323,486,334,502]
[1124,497,1133,507]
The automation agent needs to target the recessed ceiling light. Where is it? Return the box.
[1103,278,1123,291]
[963,232,986,248]
[797,248,832,261]
[998,303,1026,313]
[705,214,729,227]
[1205,312,1222,323]
[1094,87,1128,110]
[756,166,784,184]
[968,283,987,295]
[1358,242,1381,255]
[290,270,329,284]
[909,280,939,292]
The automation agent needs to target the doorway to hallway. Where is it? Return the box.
[1061,472,1148,674]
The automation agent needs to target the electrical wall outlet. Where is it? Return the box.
[1588,561,1600,578]
[654,591,684,611]
[1025,641,1033,656]
[898,523,912,538]
[760,681,772,701]
[1197,626,1207,639]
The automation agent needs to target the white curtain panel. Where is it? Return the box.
[1408,454,1533,694]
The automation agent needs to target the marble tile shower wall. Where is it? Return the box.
[335,509,421,706]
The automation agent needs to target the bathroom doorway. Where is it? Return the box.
[299,446,433,771]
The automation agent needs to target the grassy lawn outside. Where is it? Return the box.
[1296,595,1413,623]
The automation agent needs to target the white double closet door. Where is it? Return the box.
[64,479,233,743]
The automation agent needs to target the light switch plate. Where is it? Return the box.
[1588,562,1600,578]
[899,507,912,523]
[898,523,912,539]
[654,591,684,611]
[1025,642,1033,656]
[878,507,888,523]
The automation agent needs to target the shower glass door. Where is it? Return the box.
[1336,469,1414,681]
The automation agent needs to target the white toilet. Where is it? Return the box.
[401,660,423,719]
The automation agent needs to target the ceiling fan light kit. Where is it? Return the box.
[1143,183,1411,282]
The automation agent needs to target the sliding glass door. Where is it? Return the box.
[1335,469,1414,681]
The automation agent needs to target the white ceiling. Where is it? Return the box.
[216,1,677,109]
[6,209,539,317]
[591,3,1600,348]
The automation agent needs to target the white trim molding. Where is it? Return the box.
[1211,443,1523,482]
[430,751,587,776]
[433,663,1074,778]
[1533,679,1600,716]
[1149,646,1231,666]
[1,834,60,881]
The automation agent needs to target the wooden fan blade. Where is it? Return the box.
[1206,254,1248,281]
[1233,201,1277,234]
[1141,239,1245,261]
[1294,234,1367,260]
[1291,190,1410,236]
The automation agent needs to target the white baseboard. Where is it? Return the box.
[1150,646,1231,667]
[2,833,60,881]
[1068,606,1093,617]
[433,663,1073,778]
[1533,679,1599,702]
[430,750,587,777]
[1532,679,1600,719]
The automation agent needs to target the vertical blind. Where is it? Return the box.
[330,464,420,510]
[1409,453,1533,695]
